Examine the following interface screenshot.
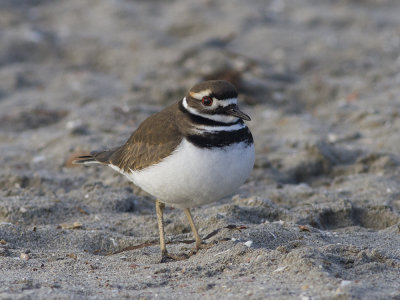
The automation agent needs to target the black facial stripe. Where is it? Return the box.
[210,104,236,116]
[179,101,241,127]
[186,127,254,149]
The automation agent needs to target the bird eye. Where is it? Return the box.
[201,96,213,106]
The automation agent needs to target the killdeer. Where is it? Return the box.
[73,80,255,261]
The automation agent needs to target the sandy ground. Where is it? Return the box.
[1,0,400,299]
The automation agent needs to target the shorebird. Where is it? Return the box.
[74,80,255,261]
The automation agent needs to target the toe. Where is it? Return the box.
[160,252,188,263]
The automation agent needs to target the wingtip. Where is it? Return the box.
[72,155,96,165]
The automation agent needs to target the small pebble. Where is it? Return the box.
[20,253,30,261]
[32,155,46,163]
[254,255,264,263]
[66,119,83,130]
[273,220,285,226]
[244,240,253,248]
[273,265,288,273]
[340,280,352,287]
[328,133,338,143]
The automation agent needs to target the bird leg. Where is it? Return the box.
[156,199,168,261]
[156,200,188,262]
[184,208,203,252]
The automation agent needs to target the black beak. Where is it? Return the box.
[226,105,251,121]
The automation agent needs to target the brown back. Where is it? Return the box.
[93,102,183,171]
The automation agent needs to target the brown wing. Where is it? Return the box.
[92,102,183,171]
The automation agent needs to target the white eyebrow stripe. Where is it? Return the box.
[182,97,239,123]
[189,89,212,99]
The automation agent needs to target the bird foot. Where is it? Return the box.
[188,242,215,257]
[160,252,189,263]
[160,242,217,262]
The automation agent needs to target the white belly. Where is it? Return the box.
[120,139,255,208]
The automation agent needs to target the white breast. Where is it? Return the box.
[117,139,255,208]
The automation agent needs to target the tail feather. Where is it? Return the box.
[72,148,119,165]
[91,149,117,164]
[72,155,99,165]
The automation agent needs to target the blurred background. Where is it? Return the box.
[1,0,400,165]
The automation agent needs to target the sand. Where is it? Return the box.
[0,0,400,299]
